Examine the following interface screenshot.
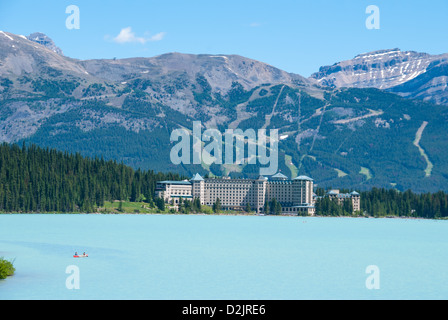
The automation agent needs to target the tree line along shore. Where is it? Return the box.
[0,142,447,219]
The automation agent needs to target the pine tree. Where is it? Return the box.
[213,198,221,213]
[264,200,270,214]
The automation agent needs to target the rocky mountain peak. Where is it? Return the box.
[27,32,63,55]
[310,48,435,89]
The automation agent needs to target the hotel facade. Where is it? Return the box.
[155,172,316,215]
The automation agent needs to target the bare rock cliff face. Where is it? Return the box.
[311,49,433,89]
[309,48,448,105]
[27,32,64,56]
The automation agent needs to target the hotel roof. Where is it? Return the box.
[271,172,288,180]
[293,175,314,181]
[158,180,192,185]
[190,173,205,181]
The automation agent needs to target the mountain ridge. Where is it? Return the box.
[2,31,447,105]
[1,31,448,193]
[310,48,448,105]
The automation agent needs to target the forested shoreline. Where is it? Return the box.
[0,142,183,213]
[0,142,447,219]
[315,187,448,219]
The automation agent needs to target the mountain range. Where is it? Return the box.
[1,30,447,192]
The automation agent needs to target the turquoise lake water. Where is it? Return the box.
[0,214,447,300]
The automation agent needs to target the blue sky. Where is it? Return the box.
[1,0,447,77]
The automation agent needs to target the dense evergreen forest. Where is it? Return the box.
[360,188,448,219]
[314,187,448,219]
[0,142,447,218]
[0,143,183,213]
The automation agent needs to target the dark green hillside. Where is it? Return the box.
[237,86,448,192]
[8,84,448,192]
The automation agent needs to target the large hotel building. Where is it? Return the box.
[155,172,316,215]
